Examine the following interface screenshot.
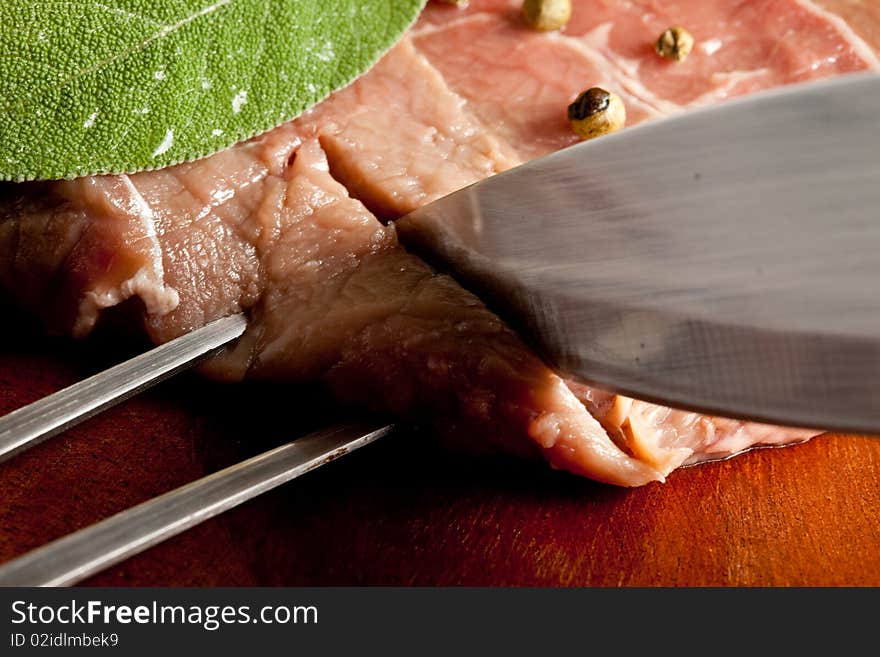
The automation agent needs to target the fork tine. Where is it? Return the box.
[0,313,247,463]
[0,421,393,586]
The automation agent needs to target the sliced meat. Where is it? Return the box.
[564,0,880,107]
[0,0,875,485]
[215,139,661,485]
[126,130,293,343]
[295,39,520,217]
[416,0,879,152]
[413,11,663,159]
[419,0,514,26]
[414,0,873,470]
[818,0,880,52]
[569,385,815,469]
[0,134,662,486]
[0,177,178,337]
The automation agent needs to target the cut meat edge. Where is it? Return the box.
[206,136,668,486]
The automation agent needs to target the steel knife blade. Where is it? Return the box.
[396,72,880,434]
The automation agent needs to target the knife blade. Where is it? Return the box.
[397,72,880,434]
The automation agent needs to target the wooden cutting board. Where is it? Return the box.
[1,317,879,586]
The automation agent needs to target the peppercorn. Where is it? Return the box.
[655,26,694,62]
[568,87,626,140]
[522,0,572,32]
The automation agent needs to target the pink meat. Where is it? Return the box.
[563,0,880,107]
[413,9,663,159]
[0,0,875,485]
[422,0,878,112]
[294,39,521,217]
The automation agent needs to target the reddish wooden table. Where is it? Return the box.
[1,316,878,586]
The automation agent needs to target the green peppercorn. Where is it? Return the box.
[568,88,626,140]
[522,0,572,32]
[655,26,695,62]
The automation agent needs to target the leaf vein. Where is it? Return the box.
[0,0,232,115]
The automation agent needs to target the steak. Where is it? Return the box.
[0,0,875,485]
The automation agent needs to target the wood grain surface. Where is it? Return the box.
[1,316,878,587]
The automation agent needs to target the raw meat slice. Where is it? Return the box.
[0,0,875,485]
[0,134,662,486]
[561,0,880,107]
[295,39,521,217]
[568,385,814,469]
[120,128,294,344]
[818,0,880,52]
[419,0,879,134]
[215,139,662,485]
[411,0,871,469]
[0,136,278,344]
[0,177,178,338]
[418,0,514,26]
[413,11,663,159]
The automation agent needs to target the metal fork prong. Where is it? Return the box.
[0,313,247,464]
[0,421,393,586]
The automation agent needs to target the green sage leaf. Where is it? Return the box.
[0,0,425,181]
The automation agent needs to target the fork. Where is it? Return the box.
[0,314,392,586]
